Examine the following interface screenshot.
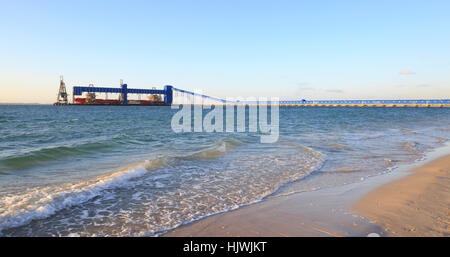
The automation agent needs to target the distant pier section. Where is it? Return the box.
[171,88,450,107]
[277,99,450,107]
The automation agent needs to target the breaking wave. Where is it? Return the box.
[0,139,243,234]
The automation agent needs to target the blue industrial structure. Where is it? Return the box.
[73,84,173,105]
[164,85,173,105]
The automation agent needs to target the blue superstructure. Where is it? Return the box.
[73,84,173,104]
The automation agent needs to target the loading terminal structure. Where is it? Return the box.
[71,83,172,105]
[54,78,450,107]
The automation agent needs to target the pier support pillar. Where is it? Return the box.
[164,85,173,105]
[121,84,128,104]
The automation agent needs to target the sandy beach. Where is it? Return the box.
[165,148,450,237]
[353,155,449,236]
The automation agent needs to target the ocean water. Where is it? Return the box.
[0,105,449,236]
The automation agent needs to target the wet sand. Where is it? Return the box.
[163,184,385,237]
[353,155,450,236]
[164,147,450,237]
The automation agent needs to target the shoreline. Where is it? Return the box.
[163,143,450,237]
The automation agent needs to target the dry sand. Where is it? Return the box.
[353,155,450,236]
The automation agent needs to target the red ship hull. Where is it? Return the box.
[73,98,165,105]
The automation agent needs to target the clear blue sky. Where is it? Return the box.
[1,0,449,103]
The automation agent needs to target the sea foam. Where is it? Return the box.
[0,160,163,234]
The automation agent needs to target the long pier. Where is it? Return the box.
[172,88,450,107]
[54,80,450,107]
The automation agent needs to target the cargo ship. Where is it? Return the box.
[54,77,173,106]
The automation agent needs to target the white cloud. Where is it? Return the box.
[399,70,416,75]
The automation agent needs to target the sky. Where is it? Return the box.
[0,0,449,103]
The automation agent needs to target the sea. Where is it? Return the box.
[0,105,449,236]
